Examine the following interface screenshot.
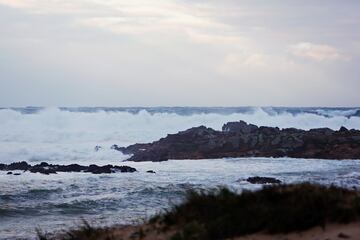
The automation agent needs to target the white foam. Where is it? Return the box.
[0,107,359,164]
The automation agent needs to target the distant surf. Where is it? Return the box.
[0,107,359,164]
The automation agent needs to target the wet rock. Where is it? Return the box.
[38,162,49,167]
[13,173,21,176]
[113,166,137,173]
[0,162,137,175]
[222,120,258,134]
[30,167,57,175]
[7,162,30,171]
[146,170,156,174]
[246,177,282,184]
[111,144,122,151]
[85,164,112,174]
[6,172,12,175]
[115,120,360,161]
[56,164,86,172]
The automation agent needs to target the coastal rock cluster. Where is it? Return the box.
[246,176,282,184]
[0,161,137,175]
[115,121,360,161]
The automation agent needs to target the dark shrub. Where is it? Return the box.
[161,183,360,239]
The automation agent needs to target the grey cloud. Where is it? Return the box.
[0,1,359,107]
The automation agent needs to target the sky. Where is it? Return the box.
[0,0,359,107]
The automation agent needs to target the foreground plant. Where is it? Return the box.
[159,183,360,239]
[38,183,360,240]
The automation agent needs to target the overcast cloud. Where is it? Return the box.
[0,0,359,107]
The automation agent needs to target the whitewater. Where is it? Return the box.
[1,107,360,239]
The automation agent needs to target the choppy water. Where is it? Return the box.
[0,107,360,239]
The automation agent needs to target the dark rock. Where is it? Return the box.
[83,164,137,174]
[338,232,350,239]
[113,166,137,173]
[0,162,137,175]
[111,144,122,151]
[146,170,156,173]
[38,162,49,167]
[6,172,12,175]
[85,164,112,174]
[309,128,334,136]
[222,121,258,134]
[56,164,86,172]
[13,173,21,176]
[114,121,360,161]
[7,162,30,171]
[246,176,282,184]
[0,164,6,170]
[259,126,280,135]
[339,126,348,132]
[112,143,151,155]
[94,146,102,152]
[30,165,57,174]
[354,110,360,117]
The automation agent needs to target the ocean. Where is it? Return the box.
[0,107,360,239]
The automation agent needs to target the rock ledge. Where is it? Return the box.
[114,121,360,161]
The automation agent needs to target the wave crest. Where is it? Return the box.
[0,107,359,164]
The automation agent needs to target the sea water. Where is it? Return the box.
[0,107,360,239]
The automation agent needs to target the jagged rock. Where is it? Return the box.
[7,162,30,171]
[84,164,137,174]
[0,162,137,175]
[56,164,86,172]
[111,144,122,151]
[94,146,102,152]
[339,126,348,132]
[113,121,360,161]
[113,165,137,173]
[246,176,282,184]
[222,120,258,134]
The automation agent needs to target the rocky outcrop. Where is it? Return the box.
[115,121,360,161]
[246,176,282,184]
[0,162,137,175]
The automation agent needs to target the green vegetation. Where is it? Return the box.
[161,183,360,240]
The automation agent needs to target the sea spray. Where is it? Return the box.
[0,107,359,164]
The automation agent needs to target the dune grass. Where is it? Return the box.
[36,220,116,240]
[160,183,360,240]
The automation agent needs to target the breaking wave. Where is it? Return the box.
[0,107,359,164]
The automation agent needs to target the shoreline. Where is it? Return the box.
[47,222,360,240]
[38,183,360,240]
